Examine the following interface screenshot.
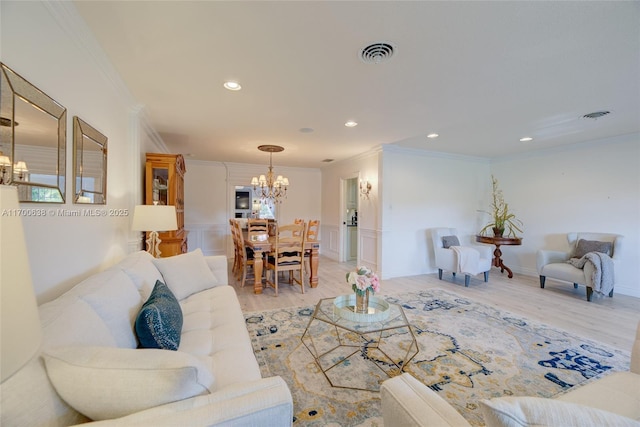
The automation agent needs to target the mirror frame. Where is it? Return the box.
[0,62,67,203]
[73,116,108,204]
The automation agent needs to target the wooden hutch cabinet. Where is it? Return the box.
[144,153,187,257]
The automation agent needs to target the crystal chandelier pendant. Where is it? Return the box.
[250,145,289,204]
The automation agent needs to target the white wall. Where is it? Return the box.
[1,2,155,303]
[490,133,640,297]
[184,160,321,258]
[380,146,491,279]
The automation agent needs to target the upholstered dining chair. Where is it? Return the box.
[265,222,305,296]
[537,232,623,301]
[431,227,492,287]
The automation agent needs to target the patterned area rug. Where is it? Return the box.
[244,288,630,426]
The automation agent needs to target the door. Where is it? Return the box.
[343,177,358,262]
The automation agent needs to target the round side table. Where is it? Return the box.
[476,235,522,278]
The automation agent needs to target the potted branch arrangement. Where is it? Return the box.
[479,175,523,238]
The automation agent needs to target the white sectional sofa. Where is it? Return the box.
[0,249,293,427]
[381,322,640,426]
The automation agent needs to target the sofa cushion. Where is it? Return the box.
[179,286,262,390]
[480,396,639,427]
[135,280,183,350]
[152,249,218,300]
[572,239,613,259]
[442,235,460,248]
[42,346,214,421]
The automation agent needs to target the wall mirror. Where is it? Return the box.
[73,116,107,204]
[0,62,66,203]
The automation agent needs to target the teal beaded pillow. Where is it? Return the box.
[135,280,183,350]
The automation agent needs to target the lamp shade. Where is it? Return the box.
[0,186,42,383]
[131,205,178,232]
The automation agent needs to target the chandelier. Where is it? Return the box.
[250,145,289,204]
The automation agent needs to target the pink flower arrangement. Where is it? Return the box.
[346,266,380,296]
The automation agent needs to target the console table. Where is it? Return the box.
[475,235,522,278]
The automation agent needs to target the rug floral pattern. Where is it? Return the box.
[244,289,630,426]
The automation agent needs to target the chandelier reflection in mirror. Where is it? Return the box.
[250,145,289,204]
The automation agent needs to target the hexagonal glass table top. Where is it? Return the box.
[301,296,418,391]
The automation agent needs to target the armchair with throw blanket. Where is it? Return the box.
[536,232,623,302]
[431,228,493,287]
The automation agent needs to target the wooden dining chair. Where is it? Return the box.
[229,219,240,276]
[303,219,320,278]
[247,218,269,242]
[233,219,257,288]
[264,222,305,296]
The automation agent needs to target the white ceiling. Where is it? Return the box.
[74,1,640,168]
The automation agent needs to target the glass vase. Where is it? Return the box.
[355,289,370,314]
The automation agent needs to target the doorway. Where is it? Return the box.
[343,177,358,262]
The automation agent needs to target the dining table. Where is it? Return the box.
[244,237,321,294]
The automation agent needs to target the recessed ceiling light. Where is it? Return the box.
[345,121,358,127]
[223,81,241,91]
[519,137,533,142]
[427,133,439,139]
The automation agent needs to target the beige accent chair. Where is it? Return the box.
[431,227,492,287]
[381,321,640,426]
[536,232,623,301]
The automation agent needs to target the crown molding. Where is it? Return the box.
[382,144,490,164]
[490,132,640,164]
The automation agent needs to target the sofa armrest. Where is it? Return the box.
[470,244,493,260]
[536,250,570,273]
[76,376,292,427]
[205,255,229,286]
[434,247,456,271]
[381,373,470,427]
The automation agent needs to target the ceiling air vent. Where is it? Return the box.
[359,42,395,64]
[582,111,611,119]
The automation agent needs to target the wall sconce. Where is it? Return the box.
[359,179,372,199]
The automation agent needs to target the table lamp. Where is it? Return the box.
[131,205,178,258]
[1,185,42,383]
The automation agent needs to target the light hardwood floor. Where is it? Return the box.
[231,256,640,352]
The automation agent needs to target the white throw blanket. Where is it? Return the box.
[451,246,480,275]
[567,252,615,295]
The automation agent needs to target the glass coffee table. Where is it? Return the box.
[301,295,418,391]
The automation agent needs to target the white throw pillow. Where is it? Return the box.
[42,346,214,421]
[480,396,639,427]
[79,269,142,348]
[119,250,165,301]
[152,248,218,300]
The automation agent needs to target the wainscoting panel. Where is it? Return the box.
[186,223,227,256]
[321,224,340,261]
[359,227,378,272]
